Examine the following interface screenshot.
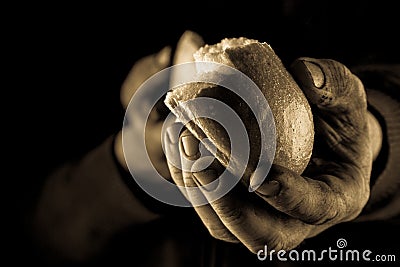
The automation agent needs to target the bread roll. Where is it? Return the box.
[165,37,314,176]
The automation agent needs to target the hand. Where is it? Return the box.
[163,58,372,252]
[114,31,204,180]
[113,46,171,178]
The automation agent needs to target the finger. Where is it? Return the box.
[173,30,204,65]
[192,162,312,252]
[290,57,367,113]
[163,122,187,198]
[121,46,171,109]
[179,129,239,243]
[179,129,204,203]
[170,30,204,90]
[251,164,369,225]
[291,57,371,164]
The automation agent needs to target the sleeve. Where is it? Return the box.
[32,135,170,262]
[111,135,179,215]
[352,64,400,221]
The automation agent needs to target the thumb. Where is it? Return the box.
[290,57,370,162]
[120,46,171,109]
[252,164,363,225]
[290,57,367,113]
[173,30,204,65]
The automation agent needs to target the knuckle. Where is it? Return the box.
[258,232,287,252]
[213,200,245,225]
[182,174,196,187]
[338,181,370,222]
[246,221,309,254]
[262,231,301,252]
[347,184,370,220]
[266,234,286,251]
[248,242,268,255]
[208,228,238,243]
[308,186,341,224]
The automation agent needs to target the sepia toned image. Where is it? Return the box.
[11,1,399,266]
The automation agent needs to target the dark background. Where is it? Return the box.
[8,0,399,265]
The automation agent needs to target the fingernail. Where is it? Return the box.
[302,60,325,88]
[256,180,280,198]
[248,165,269,192]
[181,134,199,158]
[166,124,180,144]
[163,137,180,167]
[193,169,218,191]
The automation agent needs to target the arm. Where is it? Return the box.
[33,136,159,263]
[354,64,400,221]
[164,58,399,254]
[32,32,204,263]
[32,46,174,263]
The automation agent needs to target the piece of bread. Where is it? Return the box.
[165,37,314,178]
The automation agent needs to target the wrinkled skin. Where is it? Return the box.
[115,33,372,253]
[163,57,372,253]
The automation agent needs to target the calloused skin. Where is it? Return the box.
[162,57,373,253]
[32,32,383,263]
[115,33,378,253]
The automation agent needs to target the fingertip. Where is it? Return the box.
[163,123,184,168]
[253,164,297,197]
[180,130,200,159]
[291,57,325,89]
[248,164,271,192]
[155,46,172,68]
[255,180,281,198]
[165,123,181,144]
[173,30,204,65]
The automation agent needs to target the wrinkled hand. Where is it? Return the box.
[163,58,372,253]
[114,46,172,178]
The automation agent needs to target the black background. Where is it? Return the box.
[8,0,399,265]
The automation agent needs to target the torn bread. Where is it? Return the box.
[165,37,314,176]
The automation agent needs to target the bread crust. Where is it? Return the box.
[165,38,314,176]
